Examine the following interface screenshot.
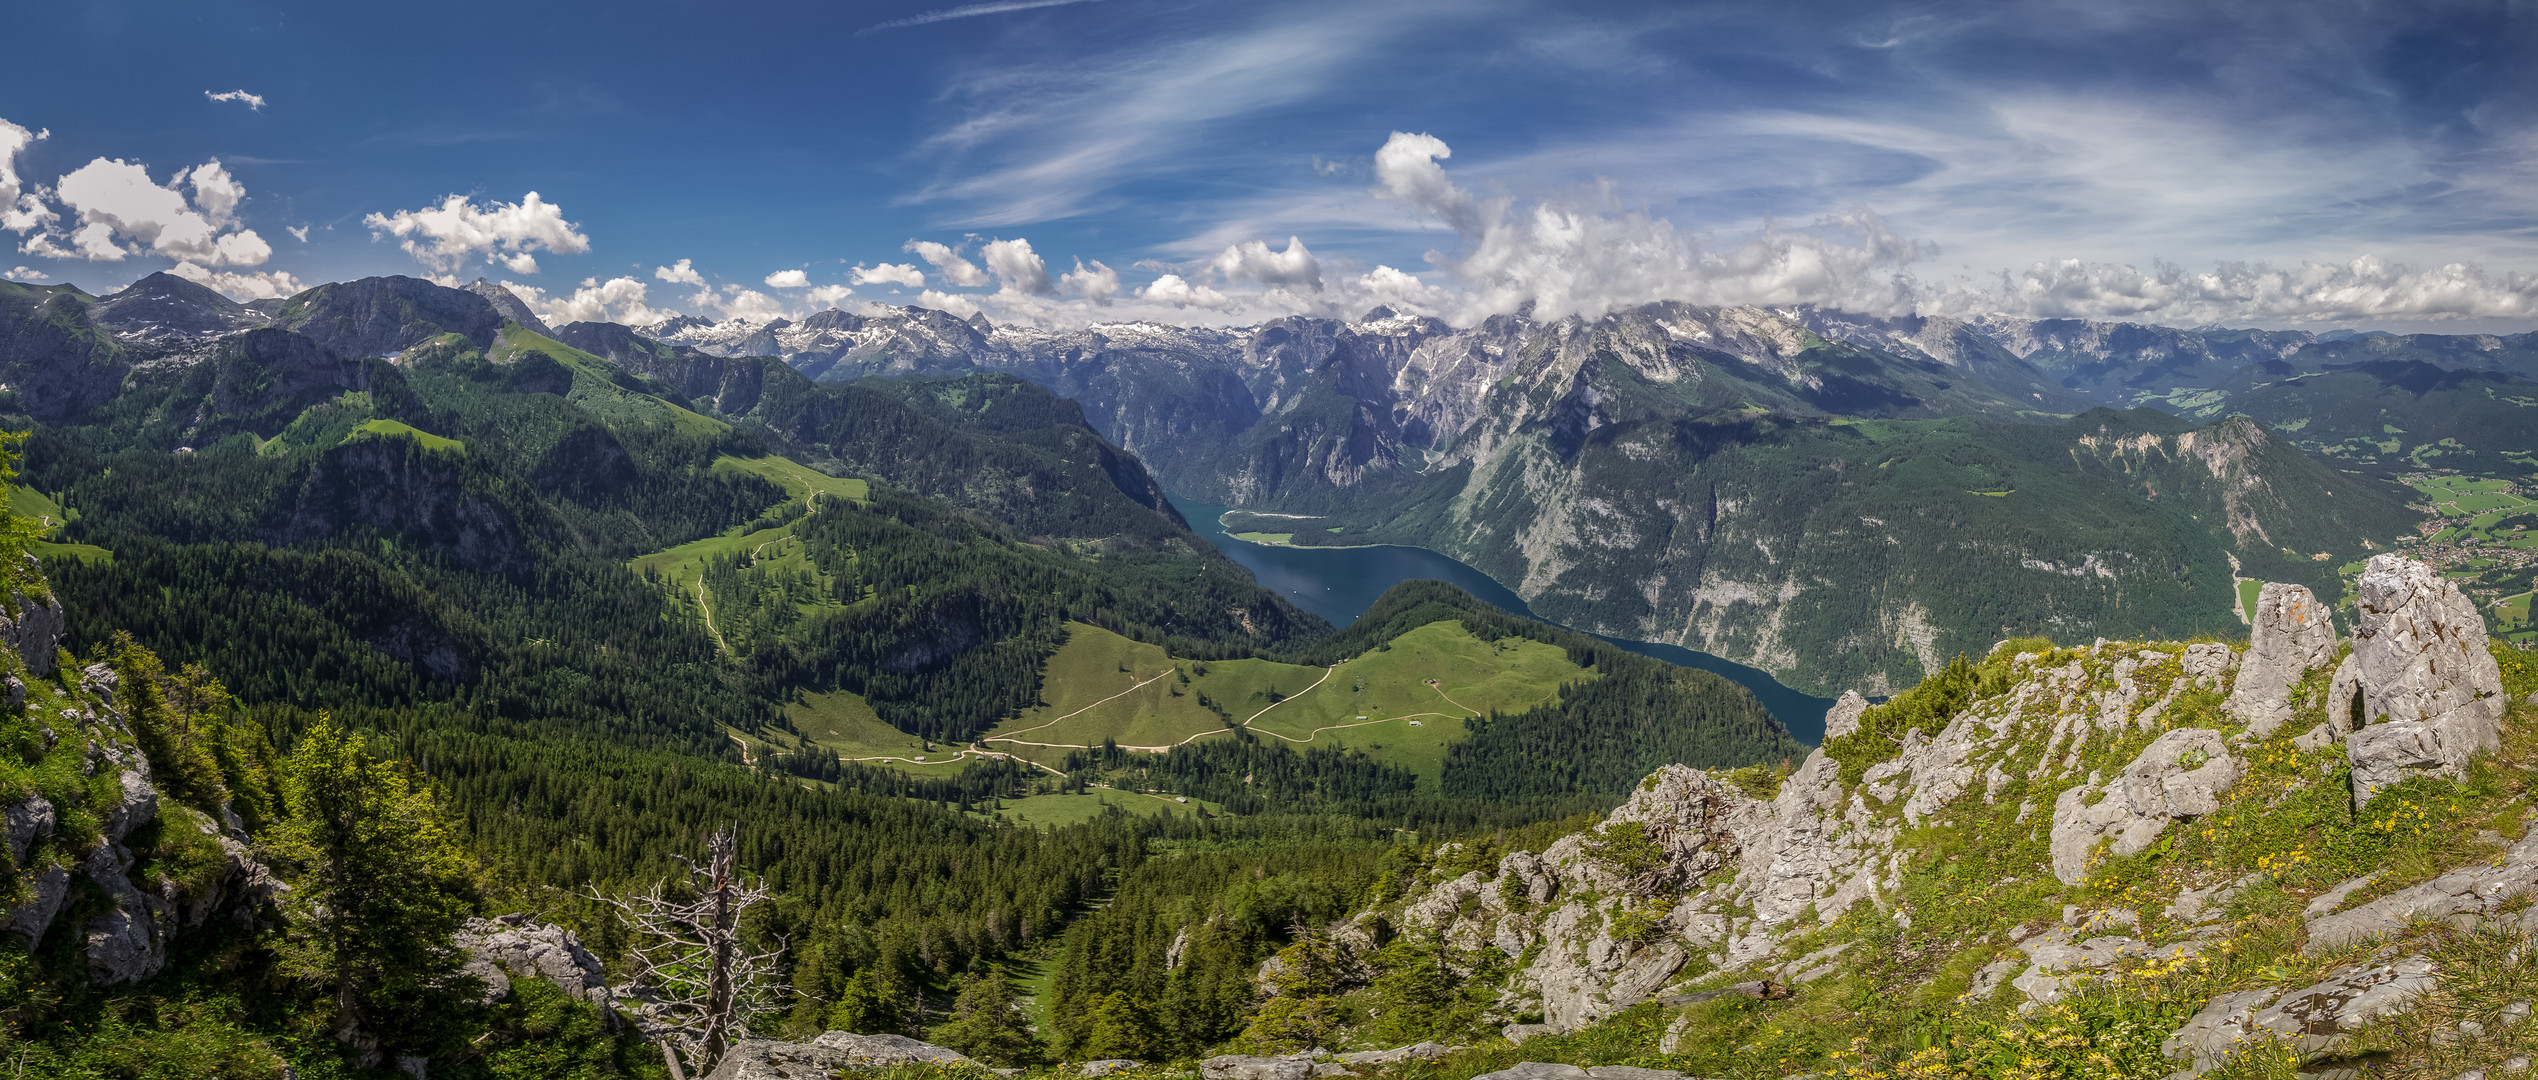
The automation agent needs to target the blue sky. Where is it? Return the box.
[4,0,2534,330]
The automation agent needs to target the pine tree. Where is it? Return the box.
[930,968,1044,1066]
[266,713,481,1066]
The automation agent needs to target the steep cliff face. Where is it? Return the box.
[279,433,550,575]
[0,568,284,987]
[1291,559,2527,1076]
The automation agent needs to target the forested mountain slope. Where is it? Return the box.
[624,300,2436,695]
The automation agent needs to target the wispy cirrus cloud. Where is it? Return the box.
[860,0,1105,35]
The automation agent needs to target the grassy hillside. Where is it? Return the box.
[975,619,1588,787]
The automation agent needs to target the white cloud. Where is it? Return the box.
[170,260,303,300]
[806,284,855,308]
[764,268,811,288]
[862,0,1106,34]
[1060,258,1120,303]
[690,285,788,323]
[1939,256,2538,325]
[980,237,1052,295]
[906,240,988,287]
[1210,235,1321,290]
[204,89,265,111]
[0,120,57,237]
[1352,264,1453,314]
[1371,132,1479,233]
[1137,273,1233,310]
[286,225,308,242]
[3,266,41,282]
[852,262,925,288]
[655,258,704,285]
[510,275,663,326]
[914,289,982,318]
[363,191,588,275]
[45,156,271,266]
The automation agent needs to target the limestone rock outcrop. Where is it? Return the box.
[457,915,617,1007]
[701,1032,976,1080]
[1822,690,1869,739]
[2224,582,2340,737]
[2338,554,2506,806]
[2048,727,2237,885]
[2164,956,2440,1075]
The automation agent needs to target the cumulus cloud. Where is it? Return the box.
[655,258,704,286]
[690,285,787,323]
[1353,265,1453,313]
[980,237,1053,295]
[4,266,41,282]
[905,240,988,287]
[1060,258,1120,303]
[1356,130,2538,328]
[363,191,588,275]
[1945,256,2538,325]
[1138,273,1233,310]
[914,289,982,318]
[764,269,811,288]
[1211,236,1321,290]
[1372,132,1479,233]
[36,156,273,266]
[510,275,663,326]
[806,284,855,308]
[204,90,265,111]
[852,262,925,288]
[170,260,303,300]
[0,120,55,236]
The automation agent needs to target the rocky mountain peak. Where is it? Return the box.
[462,278,556,338]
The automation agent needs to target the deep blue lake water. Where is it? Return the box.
[1168,496,1835,744]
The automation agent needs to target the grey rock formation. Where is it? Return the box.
[1083,1060,1144,1076]
[701,1039,861,1080]
[4,865,69,945]
[2337,555,2505,806]
[2008,928,2151,1005]
[2307,830,2538,953]
[1200,1055,1316,1080]
[1334,1043,1451,1065]
[1822,690,1870,739]
[82,841,170,985]
[100,763,158,843]
[2247,956,2440,1060]
[2048,728,2238,884]
[464,279,556,338]
[456,915,615,1007]
[4,794,53,865]
[807,1031,978,1067]
[2226,582,2341,737]
[2181,642,2237,688]
[2162,988,2280,1076]
[0,575,66,676]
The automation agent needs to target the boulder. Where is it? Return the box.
[2246,956,2439,1061]
[807,1031,977,1067]
[3,865,69,945]
[2336,555,2505,806]
[456,915,615,1007]
[701,1039,862,1080]
[2226,583,2341,737]
[2181,642,2237,687]
[0,575,66,676]
[1501,1024,1561,1045]
[1335,1043,1451,1065]
[81,842,169,985]
[100,764,157,844]
[2162,988,2280,1076]
[4,794,54,865]
[1470,1065,1587,1080]
[1083,1061,1143,1077]
[2307,830,2538,953]
[1822,691,1870,740]
[1200,1055,1315,1080]
[2048,728,2238,884]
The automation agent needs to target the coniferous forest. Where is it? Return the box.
[0,276,1802,1077]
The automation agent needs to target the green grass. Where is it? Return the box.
[712,455,869,505]
[978,620,1588,788]
[29,541,111,564]
[626,455,868,653]
[1229,532,1295,545]
[8,485,70,530]
[787,689,932,759]
[991,788,1213,826]
[346,418,464,453]
[493,325,729,440]
[2238,578,2264,621]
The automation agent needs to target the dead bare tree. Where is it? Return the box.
[594,823,787,1078]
